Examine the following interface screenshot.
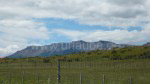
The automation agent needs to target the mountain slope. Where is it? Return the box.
[61,46,150,61]
[144,42,150,46]
[8,40,129,58]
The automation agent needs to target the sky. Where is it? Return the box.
[0,0,150,56]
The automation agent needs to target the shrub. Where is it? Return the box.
[111,50,117,54]
[67,59,72,62]
[74,58,80,62]
[43,58,50,63]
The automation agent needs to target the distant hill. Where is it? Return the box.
[8,40,129,58]
[51,46,150,61]
[144,42,150,46]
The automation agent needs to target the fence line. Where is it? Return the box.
[0,60,148,84]
[80,73,82,84]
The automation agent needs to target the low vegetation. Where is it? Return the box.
[0,46,149,84]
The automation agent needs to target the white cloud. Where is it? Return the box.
[0,18,50,41]
[0,0,150,56]
[0,0,149,27]
[53,29,86,41]
[0,18,51,56]
[0,45,19,57]
[53,27,150,45]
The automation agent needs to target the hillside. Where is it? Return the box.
[47,46,150,62]
[1,45,150,84]
[4,45,150,63]
[8,40,128,58]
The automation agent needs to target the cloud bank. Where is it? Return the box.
[0,0,149,26]
[0,0,150,56]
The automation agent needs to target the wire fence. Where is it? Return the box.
[0,60,149,84]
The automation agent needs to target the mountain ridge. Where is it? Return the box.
[8,40,129,58]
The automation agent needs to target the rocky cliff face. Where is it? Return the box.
[8,40,128,58]
[144,42,150,46]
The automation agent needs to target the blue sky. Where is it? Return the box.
[32,18,143,44]
[34,18,143,32]
[0,0,150,56]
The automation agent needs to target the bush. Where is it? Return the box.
[111,50,117,54]
[43,58,50,63]
[67,59,72,62]
[74,58,80,62]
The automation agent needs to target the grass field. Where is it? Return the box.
[0,46,150,84]
[0,59,149,84]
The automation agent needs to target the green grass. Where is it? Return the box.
[0,59,150,84]
[0,46,150,84]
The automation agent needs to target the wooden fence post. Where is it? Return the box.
[129,77,132,84]
[80,73,82,84]
[9,73,11,84]
[57,60,61,84]
[22,71,25,84]
[48,76,50,84]
[37,74,39,84]
[102,74,105,84]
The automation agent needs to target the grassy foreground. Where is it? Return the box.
[0,46,150,84]
[0,59,149,84]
